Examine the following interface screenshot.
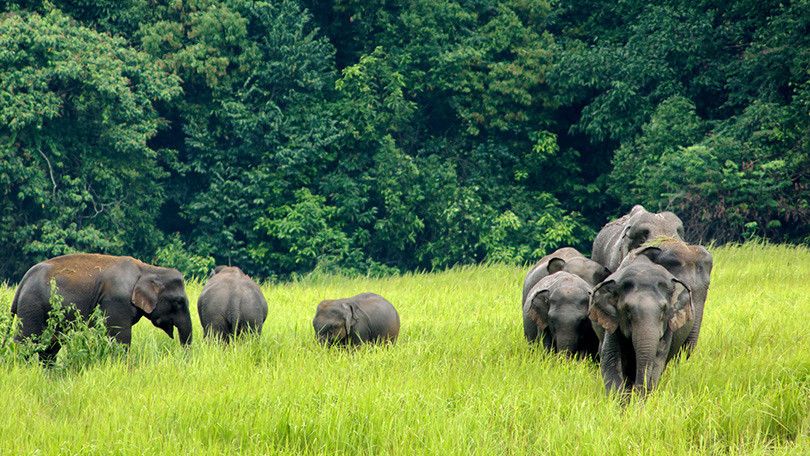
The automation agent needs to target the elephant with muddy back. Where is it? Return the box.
[11,254,193,363]
[198,266,268,340]
[592,205,685,272]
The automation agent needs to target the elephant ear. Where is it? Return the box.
[209,265,226,279]
[593,265,612,285]
[668,278,694,332]
[589,280,619,334]
[341,302,355,338]
[525,289,550,331]
[547,258,566,274]
[635,246,663,263]
[132,276,161,314]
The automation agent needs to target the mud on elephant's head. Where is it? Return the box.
[619,205,685,259]
[623,237,712,296]
[589,256,694,395]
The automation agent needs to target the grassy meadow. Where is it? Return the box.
[0,243,808,454]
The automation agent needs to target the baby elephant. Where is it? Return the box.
[198,266,268,339]
[313,293,400,345]
[523,272,599,358]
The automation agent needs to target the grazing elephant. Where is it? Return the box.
[11,254,192,362]
[197,266,268,339]
[589,255,694,396]
[620,238,713,351]
[523,272,598,358]
[592,205,685,271]
[522,247,610,304]
[313,293,400,345]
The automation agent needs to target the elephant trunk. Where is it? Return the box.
[632,331,661,396]
[554,330,579,356]
[176,312,193,346]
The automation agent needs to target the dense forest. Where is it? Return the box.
[1,0,808,281]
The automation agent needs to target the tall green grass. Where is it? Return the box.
[0,244,807,454]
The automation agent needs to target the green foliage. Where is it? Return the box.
[0,0,808,281]
[0,9,180,279]
[154,234,216,280]
[252,188,352,276]
[1,279,126,370]
[44,280,128,373]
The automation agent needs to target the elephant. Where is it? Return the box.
[619,238,713,351]
[197,266,268,340]
[592,205,685,271]
[523,271,599,358]
[522,247,610,305]
[589,255,694,396]
[11,254,192,363]
[313,293,400,345]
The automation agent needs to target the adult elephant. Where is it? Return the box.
[198,266,267,339]
[592,205,685,271]
[589,255,694,396]
[522,247,610,305]
[11,254,192,362]
[620,238,713,351]
[313,293,400,346]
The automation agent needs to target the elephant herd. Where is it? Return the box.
[10,254,400,364]
[8,204,710,397]
[523,204,713,396]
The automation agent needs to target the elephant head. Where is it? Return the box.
[313,300,356,345]
[628,241,712,297]
[589,256,693,395]
[619,205,685,259]
[547,256,611,287]
[525,273,595,357]
[132,265,193,345]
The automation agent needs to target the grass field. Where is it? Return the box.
[0,243,808,454]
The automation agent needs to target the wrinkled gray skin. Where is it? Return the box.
[11,254,192,363]
[589,256,694,396]
[198,266,268,340]
[313,293,400,345]
[620,239,712,351]
[592,205,685,272]
[522,247,610,305]
[524,272,598,358]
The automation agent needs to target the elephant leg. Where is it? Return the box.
[599,332,626,395]
[523,315,538,342]
[38,340,61,366]
[104,314,133,346]
[203,321,230,341]
[542,330,553,351]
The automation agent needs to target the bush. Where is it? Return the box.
[154,234,216,280]
[1,280,127,371]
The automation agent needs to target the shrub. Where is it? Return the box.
[1,280,127,371]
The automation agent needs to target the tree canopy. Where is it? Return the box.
[1,0,807,281]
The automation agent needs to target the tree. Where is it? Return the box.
[0,9,180,280]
